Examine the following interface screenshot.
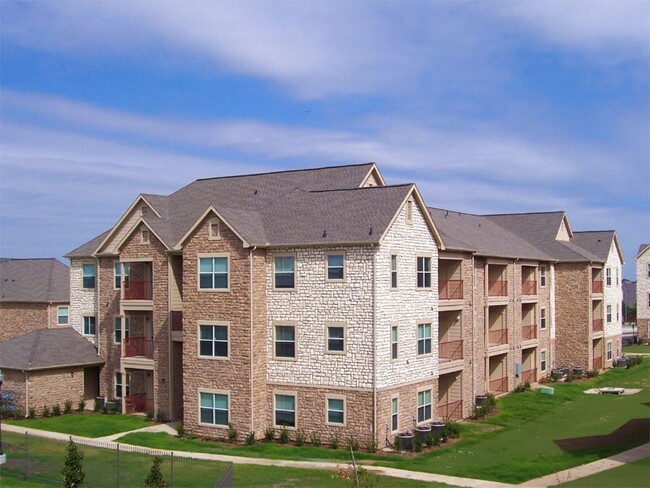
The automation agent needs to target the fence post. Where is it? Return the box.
[170,451,174,488]
[23,431,28,481]
[116,443,120,488]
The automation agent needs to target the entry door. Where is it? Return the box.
[83,367,100,400]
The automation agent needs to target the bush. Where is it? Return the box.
[472,393,496,419]
[64,400,73,414]
[393,435,402,451]
[28,407,36,419]
[77,398,85,413]
[227,422,238,442]
[143,456,169,488]
[514,381,531,393]
[586,369,599,378]
[93,399,101,412]
[244,431,256,445]
[13,408,24,420]
[263,427,275,442]
[366,439,378,453]
[53,404,62,416]
[61,438,85,488]
[42,405,51,418]
[279,426,289,444]
[176,422,185,437]
[295,429,306,447]
[156,411,166,423]
[413,435,423,452]
[146,410,154,421]
[309,432,321,447]
[627,356,643,367]
[444,420,461,438]
[346,436,359,452]
[329,434,340,450]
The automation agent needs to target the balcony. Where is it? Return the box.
[521,280,537,296]
[593,356,603,370]
[123,280,153,300]
[488,280,508,297]
[171,311,183,331]
[592,319,603,333]
[489,328,508,345]
[521,368,537,384]
[522,324,537,341]
[438,400,463,421]
[125,393,154,414]
[489,377,508,394]
[592,280,603,294]
[439,340,463,361]
[439,280,463,300]
[124,337,154,359]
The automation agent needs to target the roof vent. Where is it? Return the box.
[322,230,327,238]
[254,189,258,195]
[369,227,373,235]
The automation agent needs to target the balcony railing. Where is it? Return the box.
[489,377,508,394]
[592,280,603,294]
[592,319,603,332]
[124,337,154,359]
[488,280,508,297]
[489,328,508,345]
[438,400,463,421]
[521,324,537,340]
[439,280,464,300]
[521,280,537,296]
[439,340,463,361]
[171,311,183,332]
[521,368,537,384]
[123,280,153,300]
[593,356,603,370]
[125,393,154,414]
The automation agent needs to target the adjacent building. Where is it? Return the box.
[636,244,650,339]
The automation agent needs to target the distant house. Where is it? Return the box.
[0,258,70,342]
[636,244,650,338]
[0,328,104,416]
[622,279,636,321]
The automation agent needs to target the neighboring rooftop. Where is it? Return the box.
[637,244,650,259]
[0,327,104,371]
[0,258,70,302]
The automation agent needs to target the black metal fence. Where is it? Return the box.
[1,431,233,487]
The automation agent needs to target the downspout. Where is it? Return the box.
[471,254,476,402]
[96,257,101,355]
[24,370,29,417]
[371,244,377,447]
[249,246,257,436]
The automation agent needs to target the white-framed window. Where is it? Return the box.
[274,324,296,359]
[417,389,432,423]
[616,304,620,322]
[199,391,229,426]
[540,308,547,330]
[274,393,296,428]
[208,218,221,240]
[114,316,130,344]
[114,262,130,289]
[390,255,398,289]
[83,316,96,335]
[606,305,612,323]
[274,255,295,289]
[648,293,650,308]
[198,255,229,290]
[391,396,399,432]
[141,206,148,216]
[326,253,344,281]
[57,306,69,325]
[417,322,431,356]
[616,267,619,286]
[82,263,96,289]
[115,372,129,398]
[647,263,650,278]
[417,256,432,289]
[606,267,611,286]
[540,350,547,372]
[325,323,345,354]
[406,198,413,224]
[326,396,345,426]
[606,341,612,361]
[539,265,546,288]
[199,323,229,358]
[141,228,150,244]
[391,324,398,360]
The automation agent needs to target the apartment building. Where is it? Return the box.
[635,244,650,339]
[66,163,445,447]
[428,209,555,420]
[0,258,70,342]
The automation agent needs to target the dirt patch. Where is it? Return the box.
[554,418,650,452]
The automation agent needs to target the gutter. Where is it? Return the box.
[249,246,257,436]
[371,243,377,447]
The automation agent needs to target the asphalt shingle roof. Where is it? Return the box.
[0,258,70,303]
[0,328,104,371]
[572,231,617,262]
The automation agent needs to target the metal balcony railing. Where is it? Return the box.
[439,340,463,360]
[125,393,154,414]
[592,319,603,332]
[521,280,537,295]
[488,280,508,297]
[593,356,603,370]
[123,337,154,358]
[521,324,537,340]
[521,368,537,384]
[123,280,153,300]
[489,377,508,394]
[438,400,463,420]
[592,280,603,294]
[489,328,508,345]
[439,280,464,300]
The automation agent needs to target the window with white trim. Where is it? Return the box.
[326,397,345,425]
[83,316,96,335]
[417,323,431,355]
[540,308,547,330]
[391,324,398,360]
[326,324,345,353]
[200,392,229,426]
[417,389,432,423]
[57,306,69,325]
[391,255,398,289]
[326,253,344,281]
[540,350,547,372]
[82,263,96,289]
[616,304,620,322]
[606,267,611,286]
[274,394,296,428]
[115,372,129,398]
[199,256,229,290]
[114,262,130,289]
[391,397,398,432]
[539,265,546,287]
[417,256,431,288]
[114,316,130,344]
[647,264,650,278]
[606,305,612,323]
[274,256,295,289]
[406,199,413,224]
[616,267,619,286]
[606,341,612,361]
[199,324,228,358]
[275,325,295,358]
[209,219,221,240]
[141,228,150,244]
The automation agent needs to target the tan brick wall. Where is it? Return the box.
[638,319,650,339]
[27,367,85,416]
[555,263,590,369]
[0,301,68,342]
[2,369,27,415]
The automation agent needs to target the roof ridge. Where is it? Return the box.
[427,206,484,218]
[194,162,375,182]
[573,230,615,234]
[482,210,566,217]
[309,184,412,194]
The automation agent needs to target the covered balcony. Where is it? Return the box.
[521,347,537,383]
[439,259,463,300]
[488,264,508,297]
[592,338,603,370]
[124,337,154,359]
[521,303,537,341]
[592,301,603,333]
[123,370,154,414]
[439,311,463,361]
[488,305,508,346]
[438,371,463,420]
[120,261,153,311]
[121,312,154,365]
[591,267,603,294]
[521,265,537,296]
[488,354,508,394]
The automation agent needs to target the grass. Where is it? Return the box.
[556,457,650,487]
[5,412,149,438]
[623,343,650,354]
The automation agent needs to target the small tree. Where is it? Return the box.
[144,456,169,488]
[62,438,85,488]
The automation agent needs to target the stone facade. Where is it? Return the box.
[69,259,98,344]
[603,240,623,365]
[0,301,69,342]
[555,263,591,369]
[636,246,650,338]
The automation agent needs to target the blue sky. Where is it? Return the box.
[0,1,648,278]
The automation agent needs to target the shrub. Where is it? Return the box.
[444,420,461,438]
[393,435,402,451]
[42,405,51,418]
[13,408,24,420]
[146,410,154,421]
[424,432,434,448]
[156,411,166,423]
[295,429,306,447]
[227,422,238,442]
[263,427,275,442]
[329,434,340,450]
[628,356,643,367]
[309,432,321,447]
[28,407,36,419]
[414,436,423,452]
[93,399,102,412]
[52,404,62,416]
[279,426,289,444]
[143,456,169,488]
[77,398,85,412]
[176,422,185,438]
[64,400,73,414]
[514,381,531,393]
[244,431,256,445]
[61,438,85,488]
[586,369,599,378]
[366,439,378,453]
[472,393,496,419]
[346,436,360,452]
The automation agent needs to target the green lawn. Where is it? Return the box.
[555,458,650,487]
[5,413,149,437]
[623,343,650,354]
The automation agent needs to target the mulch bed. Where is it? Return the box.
[554,418,650,452]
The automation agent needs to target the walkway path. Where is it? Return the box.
[4,423,648,487]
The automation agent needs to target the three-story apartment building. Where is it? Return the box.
[636,244,650,339]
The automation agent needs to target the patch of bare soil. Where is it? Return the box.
[554,418,650,453]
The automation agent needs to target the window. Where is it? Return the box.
[199,256,229,290]
[200,392,229,426]
[406,199,413,224]
[540,308,547,330]
[391,324,398,360]
[417,389,432,423]
[141,228,150,244]
[616,304,620,322]
[114,262,129,289]
[141,206,148,216]
[417,256,431,288]
[648,293,650,308]
[391,255,398,289]
[274,256,295,289]
[114,316,130,344]
[209,219,220,240]
[540,350,547,372]
[83,316,96,335]
[275,325,296,358]
[274,394,296,428]
[115,372,125,398]
[391,397,399,432]
[417,323,431,355]
[57,306,69,325]
[606,341,612,361]
[82,263,96,289]
[606,305,612,323]
[326,253,344,281]
[616,268,619,286]
[606,268,611,286]
[539,265,546,287]
[326,397,345,425]
[199,324,228,358]
[647,263,650,278]
[326,324,345,353]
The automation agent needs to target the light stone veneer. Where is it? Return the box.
[604,240,623,339]
[69,259,98,344]
[636,247,650,335]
